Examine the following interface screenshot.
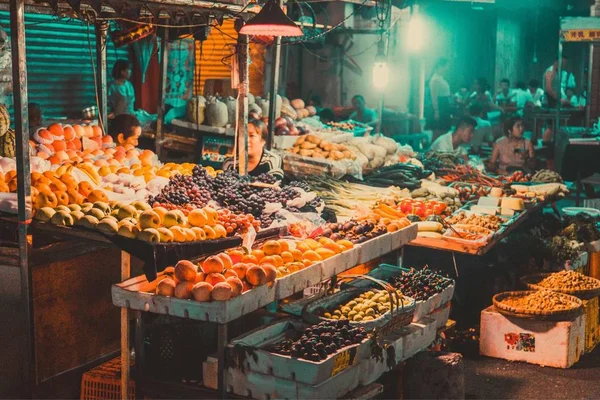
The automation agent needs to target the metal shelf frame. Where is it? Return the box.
[3,0,250,398]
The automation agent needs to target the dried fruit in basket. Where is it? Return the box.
[536,270,600,292]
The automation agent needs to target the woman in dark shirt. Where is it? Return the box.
[222,119,284,180]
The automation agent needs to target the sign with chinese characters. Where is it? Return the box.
[561,29,600,42]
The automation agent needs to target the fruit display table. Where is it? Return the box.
[111,225,418,399]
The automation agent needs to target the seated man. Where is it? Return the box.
[349,95,378,128]
[430,116,477,160]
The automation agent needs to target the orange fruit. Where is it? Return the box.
[302,250,322,262]
[278,240,290,253]
[92,125,103,137]
[251,249,265,262]
[304,239,321,251]
[259,256,277,266]
[241,254,258,265]
[315,248,336,260]
[290,249,303,261]
[271,255,284,267]
[337,240,354,250]
[280,251,294,264]
[263,240,282,256]
[323,243,344,254]
[302,259,315,268]
[296,243,310,253]
[227,250,245,265]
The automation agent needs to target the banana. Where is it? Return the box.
[78,163,101,185]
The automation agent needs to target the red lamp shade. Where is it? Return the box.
[239,0,303,37]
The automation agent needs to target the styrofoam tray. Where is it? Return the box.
[228,319,370,385]
[275,262,325,299]
[226,361,362,399]
[429,301,451,330]
[112,273,276,323]
[320,246,360,278]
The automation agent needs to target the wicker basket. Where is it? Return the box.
[520,273,600,300]
[80,357,135,400]
[493,290,584,321]
[301,275,416,331]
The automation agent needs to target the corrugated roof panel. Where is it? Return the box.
[0,11,130,120]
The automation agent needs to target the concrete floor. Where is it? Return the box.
[464,347,600,399]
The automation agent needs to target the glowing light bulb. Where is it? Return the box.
[373,62,389,90]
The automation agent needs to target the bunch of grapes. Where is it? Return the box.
[252,173,278,185]
[149,173,212,209]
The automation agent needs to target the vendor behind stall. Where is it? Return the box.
[429,116,476,159]
[488,116,534,174]
[222,119,284,181]
[109,114,142,148]
[349,95,378,128]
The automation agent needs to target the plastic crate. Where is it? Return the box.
[80,357,135,400]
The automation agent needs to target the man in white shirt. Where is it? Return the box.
[528,79,544,107]
[494,78,515,105]
[513,82,535,116]
[430,116,477,159]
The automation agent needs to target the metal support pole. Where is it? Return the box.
[266,38,281,150]
[120,251,131,400]
[96,21,108,132]
[236,24,249,175]
[555,40,563,145]
[217,323,228,399]
[10,0,33,394]
[587,44,593,128]
[155,25,169,159]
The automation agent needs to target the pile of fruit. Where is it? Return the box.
[320,289,412,322]
[149,168,322,228]
[287,134,356,161]
[227,237,354,280]
[319,217,411,245]
[268,320,367,361]
[156,253,275,302]
[387,268,453,302]
[536,270,600,292]
[35,199,235,243]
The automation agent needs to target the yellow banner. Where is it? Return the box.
[562,29,600,42]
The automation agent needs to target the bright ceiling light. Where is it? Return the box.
[373,41,389,90]
[239,0,303,37]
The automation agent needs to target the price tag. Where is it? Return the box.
[331,350,351,377]
[331,346,359,377]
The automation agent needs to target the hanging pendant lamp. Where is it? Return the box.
[239,0,303,37]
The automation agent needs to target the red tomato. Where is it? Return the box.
[400,200,413,214]
[433,203,447,214]
[414,206,426,218]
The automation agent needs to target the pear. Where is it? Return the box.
[51,210,74,226]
